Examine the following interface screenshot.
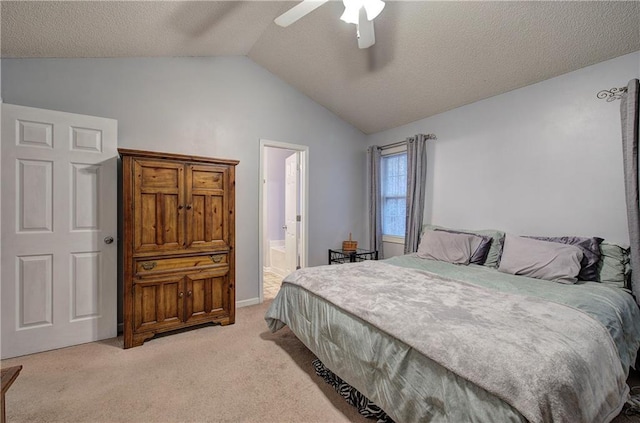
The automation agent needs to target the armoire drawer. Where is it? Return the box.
[135,253,228,277]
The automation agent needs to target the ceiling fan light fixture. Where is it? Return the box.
[340,0,361,24]
[341,0,384,24]
[364,0,385,21]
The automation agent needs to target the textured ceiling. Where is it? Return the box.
[2,1,640,134]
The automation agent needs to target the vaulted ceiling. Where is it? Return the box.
[2,1,639,134]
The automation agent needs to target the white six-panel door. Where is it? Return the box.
[284,152,299,274]
[1,104,117,359]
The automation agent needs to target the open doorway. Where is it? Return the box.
[259,140,308,303]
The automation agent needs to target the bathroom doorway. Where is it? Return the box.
[259,140,308,302]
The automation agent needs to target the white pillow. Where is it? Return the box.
[498,234,584,284]
[417,230,482,265]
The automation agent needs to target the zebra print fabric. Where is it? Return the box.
[312,358,394,423]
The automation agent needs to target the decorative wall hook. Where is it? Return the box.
[597,87,628,101]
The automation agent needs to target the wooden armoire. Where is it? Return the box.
[119,149,238,348]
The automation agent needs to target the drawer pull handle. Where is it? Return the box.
[210,255,223,263]
[141,261,157,271]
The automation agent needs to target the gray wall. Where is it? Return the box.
[368,52,640,257]
[2,56,367,304]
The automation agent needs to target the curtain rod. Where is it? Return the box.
[597,86,628,102]
[380,133,437,150]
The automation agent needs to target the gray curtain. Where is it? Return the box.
[404,134,430,254]
[621,79,640,303]
[368,146,383,257]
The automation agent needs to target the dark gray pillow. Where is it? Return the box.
[434,228,493,265]
[526,236,603,281]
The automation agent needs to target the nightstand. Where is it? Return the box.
[328,248,378,265]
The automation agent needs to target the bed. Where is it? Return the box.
[265,230,640,423]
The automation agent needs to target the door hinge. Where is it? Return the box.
[296,215,301,222]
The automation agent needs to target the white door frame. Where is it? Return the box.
[258,139,309,303]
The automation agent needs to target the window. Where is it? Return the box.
[381,151,407,240]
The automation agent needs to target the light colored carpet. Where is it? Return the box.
[1,301,369,423]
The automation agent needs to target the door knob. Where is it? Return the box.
[104,236,114,244]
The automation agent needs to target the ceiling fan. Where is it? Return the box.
[274,0,386,49]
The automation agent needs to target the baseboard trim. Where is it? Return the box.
[236,297,260,308]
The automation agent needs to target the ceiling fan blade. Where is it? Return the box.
[357,13,375,49]
[274,0,329,27]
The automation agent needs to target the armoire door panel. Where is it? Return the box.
[189,278,207,317]
[139,164,180,188]
[163,194,180,245]
[211,275,227,313]
[133,159,184,253]
[139,193,157,246]
[192,195,206,242]
[185,165,228,250]
[210,196,224,241]
[192,168,224,190]
[184,272,229,323]
[133,276,184,332]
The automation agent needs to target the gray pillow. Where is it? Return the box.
[422,224,505,268]
[498,234,584,284]
[417,230,483,265]
[597,242,631,289]
[526,236,603,281]
[433,228,493,265]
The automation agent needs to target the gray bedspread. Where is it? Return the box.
[388,254,640,374]
[266,258,640,423]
